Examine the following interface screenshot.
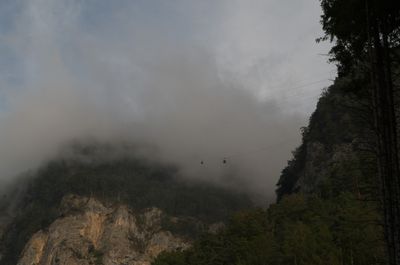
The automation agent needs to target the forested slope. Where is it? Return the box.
[0,149,252,265]
[153,78,387,265]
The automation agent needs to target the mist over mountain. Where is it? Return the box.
[1,1,397,265]
[0,0,333,199]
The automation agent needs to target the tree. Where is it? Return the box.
[318,0,400,263]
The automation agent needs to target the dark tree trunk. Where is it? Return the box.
[370,15,400,264]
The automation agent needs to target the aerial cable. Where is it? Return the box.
[199,137,299,165]
[195,76,335,165]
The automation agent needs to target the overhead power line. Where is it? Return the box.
[198,75,335,165]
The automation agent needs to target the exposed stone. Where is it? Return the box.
[208,222,225,234]
[294,142,356,193]
[17,195,190,265]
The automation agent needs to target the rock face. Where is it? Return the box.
[17,195,190,265]
[276,84,370,200]
[294,142,356,193]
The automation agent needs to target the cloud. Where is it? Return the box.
[0,0,333,201]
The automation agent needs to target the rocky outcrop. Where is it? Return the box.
[276,83,368,200]
[294,142,356,193]
[17,195,190,265]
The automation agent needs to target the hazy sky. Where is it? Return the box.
[0,0,335,200]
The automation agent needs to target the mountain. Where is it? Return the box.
[277,78,376,200]
[0,149,252,265]
[0,78,387,265]
[17,195,191,265]
[152,78,387,265]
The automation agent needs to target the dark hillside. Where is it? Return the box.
[153,77,387,265]
[0,149,252,264]
[276,77,377,201]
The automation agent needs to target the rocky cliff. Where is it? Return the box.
[17,195,191,265]
[276,81,375,200]
[0,155,249,265]
[291,141,357,193]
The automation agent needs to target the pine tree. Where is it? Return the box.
[318,0,400,263]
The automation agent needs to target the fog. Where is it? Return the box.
[0,0,334,200]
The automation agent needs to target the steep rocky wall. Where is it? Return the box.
[17,195,190,265]
[293,142,357,193]
[276,81,373,200]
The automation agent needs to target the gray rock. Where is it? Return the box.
[17,195,190,265]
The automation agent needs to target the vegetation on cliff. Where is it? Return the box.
[0,153,252,265]
[152,78,386,265]
[154,193,384,265]
[150,1,400,263]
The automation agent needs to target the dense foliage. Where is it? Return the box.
[154,69,386,265]
[153,193,385,265]
[0,153,252,265]
[319,1,400,263]
[319,0,400,76]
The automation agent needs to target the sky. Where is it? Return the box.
[0,0,335,201]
